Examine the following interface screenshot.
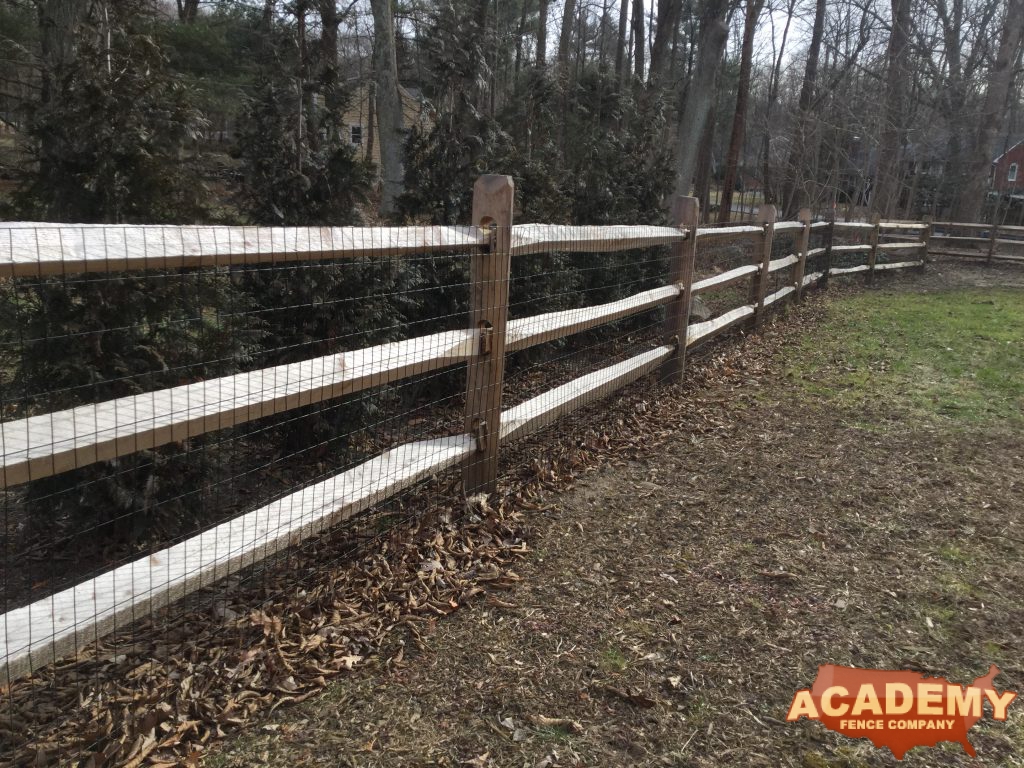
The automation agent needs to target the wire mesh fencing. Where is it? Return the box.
[0,184,932,764]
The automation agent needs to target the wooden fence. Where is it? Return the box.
[0,175,963,683]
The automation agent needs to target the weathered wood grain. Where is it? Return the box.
[0,434,476,682]
[499,345,672,444]
[691,264,760,294]
[686,305,755,346]
[0,224,489,276]
[510,224,686,255]
[0,330,477,488]
[506,285,679,352]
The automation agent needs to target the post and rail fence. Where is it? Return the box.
[0,176,1020,762]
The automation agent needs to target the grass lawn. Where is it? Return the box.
[786,289,1024,426]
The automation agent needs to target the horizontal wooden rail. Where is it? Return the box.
[931,221,996,230]
[932,250,1024,262]
[0,433,477,682]
[874,260,924,271]
[930,234,989,243]
[806,246,826,258]
[505,285,679,351]
[877,242,925,251]
[772,221,806,233]
[691,264,760,294]
[833,222,875,231]
[831,244,871,253]
[499,345,672,444]
[880,222,928,231]
[830,264,870,275]
[0,224,489,277]
[0,330,478,487]
[696,225,763,239]
[686,304,755,346]
[802,271,823,286]
[763,285,795,306]
[767,254,799,273]
[510,224,687,255]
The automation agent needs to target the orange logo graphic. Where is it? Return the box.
[786,664,1017,760]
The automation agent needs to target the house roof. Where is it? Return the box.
[993,137,1024,164]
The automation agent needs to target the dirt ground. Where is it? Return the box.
[196,259,1022,767]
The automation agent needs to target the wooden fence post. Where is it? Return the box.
[822,210,836,287]
[986,222,999,265]
[866,213,881,284]
[662,196,700,381]
[463,175,514,496]
[751,204,777,328]
[793,207,812,302]
[920,214,932,268]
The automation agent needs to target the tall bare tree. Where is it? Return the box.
[631,0,645,80]
[672,0,730,197]
[871,0,912,218]
[370,0,405,214]
[615,0,630,79]
[779,0,825,215]
[176,0,199,23]
[537,0,549,66]
[955,0,1024,221]
[718,0,764,223]
[558,0,578,67]
[650,0,682,86]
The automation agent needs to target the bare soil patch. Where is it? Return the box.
[205,263,1024,767]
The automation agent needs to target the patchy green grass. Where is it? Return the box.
[786,289,1024,426]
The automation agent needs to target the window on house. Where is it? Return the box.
[1010,163,1019,183]
[350,125,362,146]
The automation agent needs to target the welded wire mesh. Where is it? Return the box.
[0,224,483,763]
[0,210,890,764]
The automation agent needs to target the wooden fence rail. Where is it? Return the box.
[0,179,988,683]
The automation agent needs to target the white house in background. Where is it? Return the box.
[341,83,434,169]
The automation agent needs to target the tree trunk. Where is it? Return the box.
[537,0,549,66]
[631,0,645,81]
[649,0,681,86]
[314,0,342,143]
[515,0,532,78]
[871,0,911,218]
[615,0,630,80]
[759,0,794,204]
[370,0,405,215]
[35,0,89,220]
[693,110,717,221]
[177,0,199,23]
[718,0,763,223]
[955,0,1024,222]
[558,0,577,67]
[672,0,729,197]
[779,0,825,216]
